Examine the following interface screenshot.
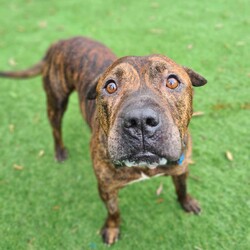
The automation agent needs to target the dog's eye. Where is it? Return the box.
[105,80,117,94]
[166,76,180,89]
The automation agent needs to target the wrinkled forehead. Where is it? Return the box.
[101,55,188,81]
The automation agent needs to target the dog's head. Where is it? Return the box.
[88,55,207,168]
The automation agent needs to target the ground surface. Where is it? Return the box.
[0,0,249,249]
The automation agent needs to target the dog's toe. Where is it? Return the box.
[102,227,120,245]
[55,147,68,162]
[179,194,201,215]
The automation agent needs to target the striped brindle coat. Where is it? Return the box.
[0,37,207,245]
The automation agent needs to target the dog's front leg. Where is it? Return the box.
[98,184,120,245]
[91,131,142,245]
[172,171,201,214]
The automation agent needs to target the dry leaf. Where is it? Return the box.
[156,198,164,203]
[192,111,204,117]
[38,20,47,28]
[156,183,163,196]
[17,26,25,32]
[150,28,164,35]
[9,124,15,133]
[194,246,203,250]
[38,150,45,158]
[187,44,193,50]
[189,174,201,182]
[212,103,232,111]
[52,205,60,210]
[187,159,195,165]
[56,25,65,31]
[151,48,159,54]
[151,2,159,8]
[215,23,223,29]
[8,58,17,67]
[217,67,225,73]
[236,41,245,47]
[27,237,35,246]
[33,113,41,123]
[13,164,24,170]
[241,103,250,110]
[226,151,233,161]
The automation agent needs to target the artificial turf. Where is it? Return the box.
[0,0,249,249]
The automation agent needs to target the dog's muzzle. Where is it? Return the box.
[115,106,167,168]
[108,96,183,169]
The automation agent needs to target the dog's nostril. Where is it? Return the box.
[146,117,158,127]
[130,118,137,127]
[124,118,138,128]
[123,109,159,130]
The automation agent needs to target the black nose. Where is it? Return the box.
[123,108,160,137]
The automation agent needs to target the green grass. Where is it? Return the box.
[0,0,249,249]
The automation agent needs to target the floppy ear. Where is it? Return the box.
[86,77,99,100]
[183,66,207,87]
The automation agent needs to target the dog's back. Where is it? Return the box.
[42,37,117,124]
[0,36,117,126]
[0,36,117,161]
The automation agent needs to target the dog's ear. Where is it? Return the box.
[86,77,99,100]
[183,66,207,87]
[86,84,97,100]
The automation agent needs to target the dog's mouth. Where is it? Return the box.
[114,152,168,169]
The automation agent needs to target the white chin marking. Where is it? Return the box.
[148,164,157,169]
[159,158,168,165]
[123,158,167,168]
[124,160,136,167]
[127,172,165,185]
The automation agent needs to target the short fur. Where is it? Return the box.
[0,36,207,245]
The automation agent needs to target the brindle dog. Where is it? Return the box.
[0,36,207,245]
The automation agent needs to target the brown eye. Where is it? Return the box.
[105,80,117,94]
[166,76,180,89]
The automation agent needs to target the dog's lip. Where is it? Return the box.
[135,152,157,158]
[115,152,168,168]
[124,152,159,162]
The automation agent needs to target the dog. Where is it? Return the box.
[0,36,207,245]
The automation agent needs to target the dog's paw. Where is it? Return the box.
[55,147,68,162]
[179,194,201,215]
[101,227,120,246]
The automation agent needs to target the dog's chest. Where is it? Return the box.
[126,172,165,185]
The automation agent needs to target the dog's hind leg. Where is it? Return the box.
[42,73,73,162]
